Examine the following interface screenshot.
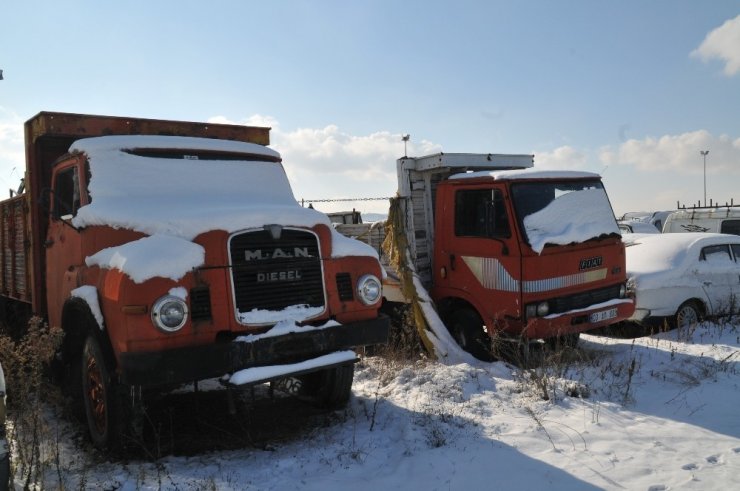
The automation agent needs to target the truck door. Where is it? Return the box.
[45,159,86,327]
[438,186,521,327]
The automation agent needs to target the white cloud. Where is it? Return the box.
[207,116,442,212]
[0,108,26,192]
[533,145,589,170]
[599,130,740,175]
[691,14,740,76]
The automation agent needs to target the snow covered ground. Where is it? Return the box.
[19,321,740,490]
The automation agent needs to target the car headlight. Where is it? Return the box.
[356,274,382,305]
[151,295,189,332]
[625,278,636,297]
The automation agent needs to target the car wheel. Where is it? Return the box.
[445,309,493,361]
[673,301,702,331]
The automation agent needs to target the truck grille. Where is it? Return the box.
[549,284,622,315]
[229,228,324,318]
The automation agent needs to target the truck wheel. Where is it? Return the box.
[299,364,355,408]
[446,309,493,361]
[81,335,118,449]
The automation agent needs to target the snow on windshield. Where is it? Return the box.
[520,187,619,254]
[68,136,376,283]
[71,135,330,240]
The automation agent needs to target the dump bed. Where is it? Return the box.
[3,111,271,314]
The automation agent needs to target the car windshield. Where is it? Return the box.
[510,179,620,253]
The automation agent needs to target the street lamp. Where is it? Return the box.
[700,150,709,206]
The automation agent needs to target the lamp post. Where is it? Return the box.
[700,150,709,206]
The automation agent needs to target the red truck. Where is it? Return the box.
[0,112,389,449]
[393,153,634,359]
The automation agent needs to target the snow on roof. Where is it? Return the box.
[449,168,601,181]
[626,232,740,275]
[626,232,740,289]
[523,188,620,254]
[70,134,281,159]
[71,135,330,240]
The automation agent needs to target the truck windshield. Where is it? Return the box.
[510,179,620,253]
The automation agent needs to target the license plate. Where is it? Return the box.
[589,307,618,324]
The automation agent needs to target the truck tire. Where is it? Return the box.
[81,334,138,450]
[446,309,493,361]
[299,364,355,408]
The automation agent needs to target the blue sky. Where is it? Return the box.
[1,1,739,215]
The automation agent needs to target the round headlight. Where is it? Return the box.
[620,283,627,298]
[536,301,550,317]
[356,274,382,306]
[152,295,189,332]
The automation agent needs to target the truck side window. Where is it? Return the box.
[455,189,510,238]
[53,166,80,219]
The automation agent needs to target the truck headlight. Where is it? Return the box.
[151,295,188,332]
[536,301,550,316]
[356,274,381,305]
[526,301,550,319]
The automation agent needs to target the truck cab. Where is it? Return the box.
[397,153,633,359]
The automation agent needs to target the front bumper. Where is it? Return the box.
[118,314,390,387]
[524,299,635,338]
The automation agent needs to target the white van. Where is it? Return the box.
[662,206,740,235]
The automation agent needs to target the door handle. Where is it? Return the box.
[44,238,54,248]
[449,254,456,271]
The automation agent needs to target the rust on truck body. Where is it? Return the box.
[23,112,271,316]
[2,111,389,449]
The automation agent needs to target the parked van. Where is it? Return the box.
[662,206,740,235]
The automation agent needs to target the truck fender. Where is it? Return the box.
[60,296,114,371]
[69,286,105,330]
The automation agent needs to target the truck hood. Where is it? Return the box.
[70,135,331,239]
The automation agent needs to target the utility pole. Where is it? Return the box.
[700,150,709,206]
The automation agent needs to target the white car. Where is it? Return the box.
[618,220,661,234]
[626,233,740,329]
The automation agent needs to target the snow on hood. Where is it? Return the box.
[86,234,205,284]
[523,188,619,254]
[70,135,331,240]
[330,228,379,259]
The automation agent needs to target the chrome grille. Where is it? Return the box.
[229,229,324,316]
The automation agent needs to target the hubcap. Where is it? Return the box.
[677,306,698,329]
[85,354,107,435]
